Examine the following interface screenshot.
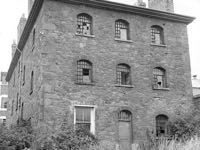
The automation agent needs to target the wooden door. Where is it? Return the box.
[118,110,132,150]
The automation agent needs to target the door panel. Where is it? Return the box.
[119,122,131,150]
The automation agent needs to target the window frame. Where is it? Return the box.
[115,19,130,41]
[76,13,93,36]
[76,60,93,84]
[153,67,168,89]
[74,105,96,134]
[116,64,131,86]
[156,115,169,137]
[151,25,165,45]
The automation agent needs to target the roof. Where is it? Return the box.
[6,0,195,81]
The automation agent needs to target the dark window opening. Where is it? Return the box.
[117,64,131,85]
[153,67,167,89]
[156,115,169,137]
[77,60,92,83]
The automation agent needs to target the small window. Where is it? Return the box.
[2,119,6,126]
[156,115,169,137]
[16,93,19,111]
[74,106,95,134]
[115,20,129,40]
[30,71,34,94]
[4,102,7,109]
[32,28,35,47]
[23,65,25,85]
[77,13,92,35]
[116,64,131,85]
[151,25,164,45]
[77,60,92,84]
[153,67,167,89]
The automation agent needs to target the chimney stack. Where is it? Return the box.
[12,40,17,58]
[148,0,174,13]
[17,14,27,43]
[135,0,146,8]
[28,0,35,15]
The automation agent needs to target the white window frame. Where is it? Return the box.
[74,105,96,134]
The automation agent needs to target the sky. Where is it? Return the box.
[0,0,199,77]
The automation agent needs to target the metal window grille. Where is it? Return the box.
[151,26,163,44]
[153,68,166,89]
[118,110,132,121]
[117,64,130,85]
[115,20,129,39]
[77,60,92,83]
[156,115,168,137]
[77,14,92,35]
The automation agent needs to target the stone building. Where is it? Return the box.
[6,0,194,149]
[0,72,8,126]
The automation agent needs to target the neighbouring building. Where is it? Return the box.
[192,75,200,109]
[6,0,195,149]
[0,72,8,126]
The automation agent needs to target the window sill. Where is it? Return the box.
[115,84,134,88]
[153,88,170,91]
[75,82,95,86]
[114,38,133,43]
[150,43,166,47]
[75,33,95,38]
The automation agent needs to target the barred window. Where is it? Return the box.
[77,60,92,83]
[117,64,131,85]
[77,13,92,35]
[151,25,164,45]
[156,115,169,137]
[153,67,166,89]
[115,20,129,40]
[118,110,132,121]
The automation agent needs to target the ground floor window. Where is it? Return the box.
[74,106,95,134]
[156,114,169,137]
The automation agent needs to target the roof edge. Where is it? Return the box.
[6,0,44,82]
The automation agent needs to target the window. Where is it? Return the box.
[153,67,167,89]
[116,64,131,85]
[16,93,19,111]
[74,106,95,134]
[115,20,129,40]
[156,115,169,137]
[77,60,92,84]
[30,71,34,94]
[32,28,35,47]
[151,25,164,45]
[4,102,7,109]
[77,13,92,36]
[2,119,6,126]
[23,65,25,85]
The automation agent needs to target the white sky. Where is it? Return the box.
[0,0,199,77]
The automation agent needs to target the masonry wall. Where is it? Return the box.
[8,0,193,145]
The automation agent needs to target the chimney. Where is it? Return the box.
[135,0,146,8]
[148,0,174,13]
[12,40,17,58]
[28,0,35,15]
[17,14,27,43]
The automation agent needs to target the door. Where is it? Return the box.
[118,110,132,150]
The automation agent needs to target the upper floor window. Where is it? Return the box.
[153,67,167,89]
[151,25,164,45]
[74,106,95,134]
[156,115,169,137]
[115,19,130,40]
[30,71,34,94]
[77,13,92,36]
[23,65,25,85]
[77,60,92,84]
[116,64,131,85]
